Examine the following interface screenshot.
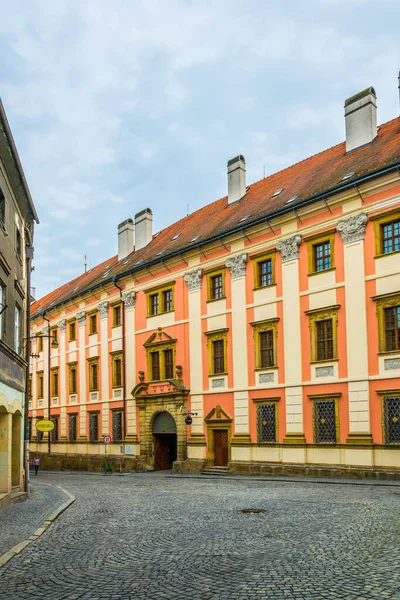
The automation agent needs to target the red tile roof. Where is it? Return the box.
[32,117,400,319]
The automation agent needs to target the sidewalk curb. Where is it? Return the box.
[0,485,75,568]
[166,474,400,487]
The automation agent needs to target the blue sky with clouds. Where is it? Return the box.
[1,0,399,300]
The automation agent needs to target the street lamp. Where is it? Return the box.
[30,329,58,455]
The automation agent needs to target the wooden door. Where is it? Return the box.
[213,429,228,466]
[154,435,169,471]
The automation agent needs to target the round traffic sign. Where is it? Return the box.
[103,436,111,444]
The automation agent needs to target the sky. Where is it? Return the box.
[1,0,399,301]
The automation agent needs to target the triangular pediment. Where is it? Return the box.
[131,378,189,398]
[204,404,232,423]
[144,327,176,348]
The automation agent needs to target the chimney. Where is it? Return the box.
[344,87,377,153]
[118,218,134,260]
[134,208,153,250]
[227,155,246,204]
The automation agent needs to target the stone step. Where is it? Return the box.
[201,467,228,476]
[10,491,27,505]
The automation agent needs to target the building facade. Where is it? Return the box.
[29,86,400,477]
[0,100,38,506]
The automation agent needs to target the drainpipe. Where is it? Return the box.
[24,232,33,496]
[42,314,51,455]
[113,278,126,442]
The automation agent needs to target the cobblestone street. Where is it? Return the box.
[1,472,400,600]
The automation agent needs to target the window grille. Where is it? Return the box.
[164,349,173,379]
[316,319,333,361]
[112,411,123,442]
[151,352,160,380]
[50,418,58,442]
[313,400,336,444]
[382,220,400,254]
[211,275,223,300]
[257,404,277,443]
[383,396,400,445]
[259,259,272,287]
[313,242,331,272]
[213,339,225,374]
[89,413,99,443]
[36,429,43,442]
[163,289,173,312]
[260,330,274,368]
[68,415,77,442]
[384,307,400,352]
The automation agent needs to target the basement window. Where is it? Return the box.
[272,189,283,197]
[286,195,298,204]
[341,172,355,181]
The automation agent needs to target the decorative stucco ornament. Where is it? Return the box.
[122,291,136,308]
[315,366,334,378]
[76,311,86,327]
[277,235,302,262]
[58,319,66,334]
[337,213,368,244]
[226,253,248,279]
[98,301,109,320]
[184,269,202,291]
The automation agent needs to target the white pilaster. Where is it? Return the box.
[122,291,137,441]
[99,301,110,438]
[58,319,67,438]
[76,311,87,439]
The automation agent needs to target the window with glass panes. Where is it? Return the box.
[36,429,43,442]
[69,321,76,341]
[0,188,5,226]
[0,283,5,335]
[89,314,97,335]
[382,220,400,254]
[316,319,333,361]
[112,357,122,387]
[50,418,58,442]
[383,396,400,444]
[257,403,277,443]
[89,413,99,442]
[151,352,160,380]
[163,289,173,312]
[113,304,122,326]
[89,362,99,391]
[258,259,273,287]
[37,335,43,353]
[260,330,274,368]
[16,228,22,258]
[51,369,59,397]
[313,241,331,272]
[164,348,173,379]
[313,400,337,444]
[210,274,223,300]
[37,372,44,398]
[69,365,77,394]
[68,414,77,442]
[384,306,400,352]
[112,411,123,442]
[150,294,159,315]
[213,339,225,374]
[14,305,21,353]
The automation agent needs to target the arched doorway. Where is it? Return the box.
[152,412,177,471]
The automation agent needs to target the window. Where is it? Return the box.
[206,269,225,301]
[16,227,22,258]
[112,304,122,327]
[373,211,400,256]
[164,348,174,379]
[251,319,278,370]
[28,418,32,441]
[311,397,339,444]
[382,395,400,445]
[51,368,59,397]
[373,293,400,353]
[50,418,59,442]
[256,402,278,443]
[151,351,160,380]
[88,359,99,391]
[37,371,44,399]
[205,329,228,375]
[307,233,335,274]
[112,411,123,442]
[14,305,21,353]
[68,414,77,442]
[69,321,76,342]
[89,413,99,442]
[37,334,43,353]
[89,313,97,335]
[0,187,5,228]
[146,284,175,317]
[36,429,43,443]
[0,283,5,336]
[305,306,339,363]
[253,253,275,289]
[316,320,334,361]
[51,328,58,344]
[111,354,122,388]
[384,306,400,352]
[68,363,78,394]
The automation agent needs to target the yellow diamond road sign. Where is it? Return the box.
[35,419,55,432]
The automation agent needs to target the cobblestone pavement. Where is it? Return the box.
[1,472,400,600]
[0,481,69,555]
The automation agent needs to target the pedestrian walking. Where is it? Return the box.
[33,457,40,476]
